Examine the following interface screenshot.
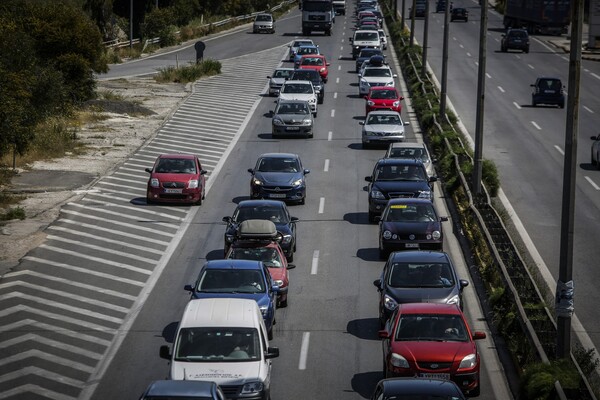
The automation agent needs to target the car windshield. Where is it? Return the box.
[229,247,284,268]
[370,89,397,99]
[155,158,196,174]
[256,14,272,21]
[363,68,392,77]
[276,102,309,115]
[233,205,289,223]
[367,114,401,125]
[359,49,381,58]
[394,315,468,342]
[383,203,436,222]
[273,69,293,79]
[374,164,426,181]
[174,327,261,362]
[509,30,527,38]
[257,157,300,173]
[388,262,454,288]
[388,147,430,162]
[355,32,379,41]
[298,47,318,55]
[301,57,324,66]
[291,71,319,81]
[282,83,312,94]
[537,79,562,90]
[293,40,313,47]
[197,269,265,293]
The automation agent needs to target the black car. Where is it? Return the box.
[140,380,226,400]
[248,153,310,204]
[501,28,529,53]
[373,251,469,326]
[436,0,448,12]
[223,200,298,261]
[290,69,325,104]
[531,77,565,108]
[410,2,426,17]
[371,377,466,400]
[365,158,437,223]
[451,7,468,21]
[355,47,385,72]
[377,198,448,258]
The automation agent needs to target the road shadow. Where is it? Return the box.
[347,93,362,99]
[343,212,370,225]
[161,321,179,343]
[356,247,381,262]
[348,83,359,87]
[346,318,381,340]
[347,143,364,150]
[351,371,383,399]
[257,133,279,140]
[263,111,274,118]
[231,196,250,204]
[206,249,225,261]
[352,115,366,120]
[281,32,303,36]
[580,163,599,171]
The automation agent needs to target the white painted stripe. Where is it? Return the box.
[24,257,145,287]
[39,245,153,276]
[528,64,534,69]
[152,137,229,151]
[311,250,319,275]
[67,202,179,230]
[0,366,84,389]
[99,175,140,185]
[0,319,111,346]
[82,194,184,222]
[338,65,341,70]
[0,281,130,314]
[554,145,564,155]
[585,176,600,190]
[331,109,335,118]
[0,350,94,374]
[498,86,505,93]
[459,44,464,48]
[340,46,343,51]
[318,197,325,214]
[334,92,338,99]
[1,384,78,400]
[324,159,330,172]
[0,293,123,324]
[0,337,101,364]
[592,72,600,80]
[513,102,522,110]
[583,105,594,113]
[58,219,170,246]
[531,121,541,130]
[485,73,491,79]
[1,269,136,301]
[298,331,310,370]
[466,52,471,57]
[562,56,569,61]
[328,131,332,141]
[112,171,143,180]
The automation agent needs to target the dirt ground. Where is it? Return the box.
[0,78,190,274]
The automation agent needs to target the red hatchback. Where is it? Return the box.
[298,55,330,83]
[379,303,486,396]
[365,86,404,114]
[145,154,207,205]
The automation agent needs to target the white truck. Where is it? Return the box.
[332,0,346,15]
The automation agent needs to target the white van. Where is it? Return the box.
[160,298,279,400]
[350,30,381,59]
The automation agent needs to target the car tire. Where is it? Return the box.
[146,197,154,205]
[195,195,202,206]
[268,327,273,340]
[368,211,376,223]
[379,247,389,260]
[501,46,506,52]
[532,100,536,107]
[596,154,600,170]
[591,153,596,166]
[525,48,529,54]
[313,111,317,118]
[470,384,481,397]
[560,102,565,109]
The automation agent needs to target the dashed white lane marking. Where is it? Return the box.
[592,72,600,80]
[531,121,541,130]
[311,250,319,275]
[513,102,522,109]
[324,159,330,172]
[485,72,491,78]
[318,197,325,214]
[328,131,333,141]
[528,64,534,69]
[336,77,340,84]
[334,92,338,99]
[554,145,564,156]
[459,44,464,48]
[584,105,594,113]
[466,52,471,57]
[298,332,310,370]
[331,109,335,118]
[338,65,341,70]
[585,176,600,190]
[498,86,505,93]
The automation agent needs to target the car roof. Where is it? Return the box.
[297,45,318,49]
[204,259,264,270]
[179,298,261,329]
[379,378,463,396]
[277,98,309,105]
[274,67,295,72]
[388,141,426,149]
[237,199,287,208]
[355,29,379,34]
[143,380,219,397]
[369,86,397,92]
[292,69,320,76]
[376,158,425,168]
[398,302,462,315]
[386,198,435,207]
[367,110,402,117]
[258,152,299,159]
[283,80,312,86]
[390,249,451,263]
[158,153,196,159]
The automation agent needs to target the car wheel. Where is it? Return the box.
[318,97,323,104]
[268,326,273,340]
[324,78,328,83]
[596,154,600,170]
[501,46,506,52]
[470,383,481,397]
[532,100,536,107]
[379,247,389,260]
[280,297,288,308]
[195,195,202,206]
[525,48,529,53]
[313,111,317,118]
[591,152,596,166]
[368,211,376,223]
[560,102,565,109]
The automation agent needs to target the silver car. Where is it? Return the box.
[278,80,319,116]
[288,39,315,60]
[253,13,275,34]
[267,68,295,96]
[360,110,408,148]
[384,142,435,178]
[272,100,314,138]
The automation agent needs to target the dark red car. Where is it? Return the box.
[365,86,404,114]
[298,55,330,83]
[379,303,486,396]
[145,154,207,205]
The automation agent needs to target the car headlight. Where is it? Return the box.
[274,279,284,286]
[188,179,199,189]
[320,67,326,73]
[458,353,477,369]
[252,178,263,186]
[386,81,394,86]
[291,178,303,186]
[225,234,235,243]
[259,305,269,316]
[150,178,160,188]
[367,100,375,106]
[360,79,367,86]
[393,100,400,107]
[281,234,292,244]
[308,98,316,104]
[241,381,265,395]
[383,230,392,240]
[273,117,284,126]
[447,294,460,305]
[370,190,385,199]
[432,230,441,240]
[418,190,432,199]
[391,353,409,368]
[302,118,312,126]
[355,45,360,49]
[383,294,398,311]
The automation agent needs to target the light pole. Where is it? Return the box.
[409,0,416,46]
[472,0,488,194]
[421,0,430,78]
[129,0,133,49]
[439,0,450,120]
[401,0,406,30]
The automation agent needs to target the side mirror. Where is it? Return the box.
[530,84,535,87]
[364,96,368,100]
[287,263,297,269]
[404,121,410,126]
[440,216,449,222]
[145,168,153,173]
[265,347,280,359]
[159,345,171,360]
[326,62,331,66]
[291,216,299,222]
[184,284,194,292]
[222,216,232,223]
[473,331,487,340]
[304,169,310,174]
[365,176,372,182]
[247,168,254,173]
[374,215,381,222]
[393,74,398,78]
[200,169,207,175]
[378,329,390,339]
[359,121,365,125]
[315,90,321,94]
[429,176,438,183]
[373,278,382,288]
[358,74,362,78]
[460,279,469,288]
[400,96,405,100]
[271,285,280,293]
[267,76,271,79]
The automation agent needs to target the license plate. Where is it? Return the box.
[269,193,287,198]
[544,90,556,94]
[420,373,450,380]
[286,127,300,131]
[405,243,419,248]
[164,188,183,194]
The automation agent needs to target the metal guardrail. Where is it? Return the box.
[104,0,296,49]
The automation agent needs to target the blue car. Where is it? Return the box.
[293,45,320,69]
[184,259,279,339]
[140,380,226,400]
[248,153,310,205]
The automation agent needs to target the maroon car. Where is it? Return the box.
[379,303,486,396]
[145,154,207,205]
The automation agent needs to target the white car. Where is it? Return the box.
[267,67,295,96]
[360,110,408,148]
[278,80,319,116]
[288,38,315,60]
[384,141,435,177]
[358,65,397,96]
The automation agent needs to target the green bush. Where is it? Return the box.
[154,58,222,83]
[0,206,26,221]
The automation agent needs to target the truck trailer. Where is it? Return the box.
[503,0,570,35]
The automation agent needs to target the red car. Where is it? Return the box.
[145,154,207,205]
[365,86,404,114]
[379,303,486,396]
[226,219,295,308]
[298,55,330,83]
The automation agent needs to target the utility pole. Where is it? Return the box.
[556,0,583,359]
[129,0,133,49]
[409,0,417,46]
[472,0,489,194]
[401,0,406,30]
[439,0,450,120]
[421,0,430,78]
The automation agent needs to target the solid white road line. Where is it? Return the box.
[531,121,541,130]
[298,332,310,370]
[311,250,319,275]
[513,102,522,109]
[584,105,594,113]
[585,176,600,190]
[554,145,564,156]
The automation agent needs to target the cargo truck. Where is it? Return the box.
[503,0,570,35]
[333,0,346,15]
[302,0,334,35]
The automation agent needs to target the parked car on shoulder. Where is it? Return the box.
[145,154,207,205]
[531,77,565,108]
